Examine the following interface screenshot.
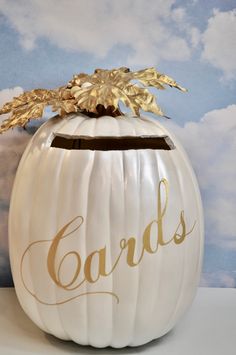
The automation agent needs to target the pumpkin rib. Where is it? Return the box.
[150,150,166,337]
[64,149,80,342]
[29,150,55,335]
[74,114,91,137]
[113,149,127,347]
[78,150,94,344]
[125,149,139,346]
[159,150,195,336]
[165,152,187,334]
[71,114,90,345]
[9,150,27,313]
[84,118,101,346]
[153,150,166,341]
[158,151,183,335]
[130,149,143,346]
[110,116,122,347]
[108,152,114,347]
[149,150,164,341]
[133,115,152,136]
[55,149,74,340]
[84,153,95,345]
[20,151,50,333]
[48,148,71,338]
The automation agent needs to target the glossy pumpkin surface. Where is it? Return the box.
[9,113,204,348]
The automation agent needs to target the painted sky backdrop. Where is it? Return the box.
[0,0,236,287]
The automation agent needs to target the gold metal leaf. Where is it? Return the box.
[0,67,187,133]
[132,67,187,92]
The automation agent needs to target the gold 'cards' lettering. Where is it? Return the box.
[20,178,196,305]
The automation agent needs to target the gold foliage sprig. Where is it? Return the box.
[0,67,187,134]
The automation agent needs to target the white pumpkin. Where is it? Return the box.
[8,112,204,348]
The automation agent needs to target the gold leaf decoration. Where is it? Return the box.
[0,67,187,133]
[132,67,188,92]
[0,89,64,133]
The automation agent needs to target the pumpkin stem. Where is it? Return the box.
[82,104,124,118]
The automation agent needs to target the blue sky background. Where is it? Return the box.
[0,0,236,287]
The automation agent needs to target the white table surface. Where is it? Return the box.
[0,287,235,354]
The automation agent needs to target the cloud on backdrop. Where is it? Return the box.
[1,0,235,79]
[202,9,236,79]
[0,0,200,65]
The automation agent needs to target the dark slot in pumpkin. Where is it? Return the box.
[50,135,174,151]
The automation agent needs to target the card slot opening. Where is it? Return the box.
[50,135,175,151]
